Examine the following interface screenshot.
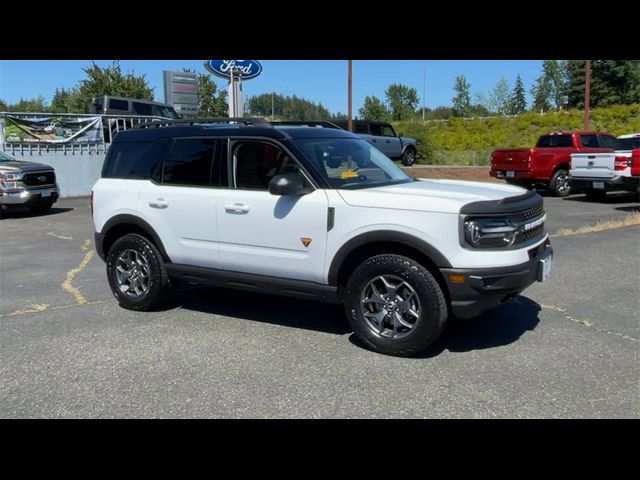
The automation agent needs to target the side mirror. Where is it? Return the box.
[268,174,310,196]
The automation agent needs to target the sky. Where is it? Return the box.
[0,60,543,113]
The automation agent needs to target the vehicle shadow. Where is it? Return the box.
[167,285,351,335]
[562,192,639,204]
[616,206,640,213]
[171,285,541,352]
[349,295,541,358]
[0,207,74,219]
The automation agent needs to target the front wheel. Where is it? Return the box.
[344,254,448,357]
[549,169,571,197]
[106,233,169,311]
[401,148,416,167]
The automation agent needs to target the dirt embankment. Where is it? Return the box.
[402,166,500,183]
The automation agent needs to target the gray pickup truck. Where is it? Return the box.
[334,120,418,166]
[0,150,59,216]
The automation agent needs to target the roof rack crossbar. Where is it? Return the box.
[271,121,342,129]
[133,117,272,129]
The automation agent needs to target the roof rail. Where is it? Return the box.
[271,121,342,129]
[133,117,272,129]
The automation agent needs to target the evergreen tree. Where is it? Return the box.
[509,74,527,114]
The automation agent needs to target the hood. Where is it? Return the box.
[338,179,526,214]
[0,160,55,173]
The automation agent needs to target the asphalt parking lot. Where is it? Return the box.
[1,191,638,418]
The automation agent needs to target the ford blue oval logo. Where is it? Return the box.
[204,60,262,80]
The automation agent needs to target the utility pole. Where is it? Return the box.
[584,60,591,130]
[422,65,426,123]
[347,60,353,132]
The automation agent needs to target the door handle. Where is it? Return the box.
[385,140,391,143]
[224,203,250,214]
[149,199,169,209]
[371,139,377,143]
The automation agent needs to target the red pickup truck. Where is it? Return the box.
[490,131,617,196]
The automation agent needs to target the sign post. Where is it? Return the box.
[204,60,263,118]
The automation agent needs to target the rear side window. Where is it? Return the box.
[369,124,383,136]
[355,123,369,134]
[132,102,153,116]
[108,99,129,111]
[162,138,223,187]
[536,135,573,148]
[597,135,617,149]
[617,137,640,150]
[102,140,168,179]
[580,134,599,148]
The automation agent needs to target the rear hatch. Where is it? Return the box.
[570,153,622,179]
[491,149,531,173]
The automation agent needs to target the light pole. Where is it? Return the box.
[347,60,353,132]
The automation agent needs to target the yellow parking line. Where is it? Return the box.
[46,232,73,241]
[0,300,110,318]
[61,239,93,305]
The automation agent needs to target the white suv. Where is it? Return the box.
[92,118,553,356]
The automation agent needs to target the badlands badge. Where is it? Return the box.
[301,237,312,248]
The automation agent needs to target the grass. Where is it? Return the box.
[553,212,640,237]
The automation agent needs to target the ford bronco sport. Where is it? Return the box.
[92,118,553,356]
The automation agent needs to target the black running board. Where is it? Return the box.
[165,264,340,303]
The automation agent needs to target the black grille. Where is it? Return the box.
[22,171,55,186]
[522,205,544,222]
[522,224,545,243]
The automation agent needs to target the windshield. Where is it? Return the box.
[152,105,181,119]
[0,151,15,162]
[294,138,412,189]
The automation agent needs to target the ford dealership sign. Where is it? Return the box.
[205,60,262,80]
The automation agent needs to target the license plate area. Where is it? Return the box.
[537,252,553,282]
[41,190,51,198]
[592,181,605,189]
[506,171,515,178]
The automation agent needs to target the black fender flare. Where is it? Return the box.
[327,230,451,286]
[99,214,171,262]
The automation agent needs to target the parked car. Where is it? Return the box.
[333,120,418,166]
[490,131,617,196]
[570,133,640,200]
[92,118,552,357]
[631,149,640,184]
[0,150,59,216]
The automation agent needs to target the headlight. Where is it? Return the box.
[464,218,519,248]
[1,173,19,189]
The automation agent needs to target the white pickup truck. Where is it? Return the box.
[570,133,640,200]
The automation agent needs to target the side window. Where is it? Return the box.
[369,124,383,136]
[381,125,396,137]
[355,123,369,134]
[163,138,219,187]
[132,102,153,116]
[233,142,302,190]
[108,99,129,111]
[580,134,599,148]
[597,135,618,149]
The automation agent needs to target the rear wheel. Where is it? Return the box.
[549,169,571,197]
[106,233,169,311]
[344,254,448,357]
[584,187,607,201]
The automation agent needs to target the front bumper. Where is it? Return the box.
[0,187,60,206]
[569,176,639,193]
[440,240,552,319]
